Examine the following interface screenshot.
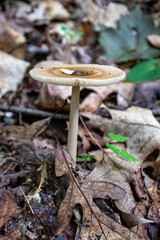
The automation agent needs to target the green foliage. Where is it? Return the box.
[120,149,140,162]
[76,155,95,162]
[108,132,129,142]
[99,7,160,63]
[106,142,120,156]
[126,58,160,82]
[61,25,83,41]
[106,133,140,162]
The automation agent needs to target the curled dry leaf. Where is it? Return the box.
[0,190,17,228]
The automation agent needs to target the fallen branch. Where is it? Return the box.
[0,104,69,120]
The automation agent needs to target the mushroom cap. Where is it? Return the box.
[29,64,126,87]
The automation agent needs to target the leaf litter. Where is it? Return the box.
[0,0,160,239]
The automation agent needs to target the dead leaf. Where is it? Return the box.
[80,92,102,112]
[147,181,160,220]
[86,155,139,213]
[85,82,135,109]
[2,117,51,140]
[10,0,69,24]
[28,160,47,201]
[55,144,144,239]
[0,24,26,59]
[118,210,155,228]
[0,225,26,240]
[82,106,160,157]
[36,84,71,111]
[0,51,29,98]
[147,34,160,48]
[55,143,75,177]
[86,0,129,29]
[0,190,17,228]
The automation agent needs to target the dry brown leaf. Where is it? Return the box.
[86,0,129,29]
[147,34,160,48]
[147,181,160,218]
[0,24,26,59]
[36,84,71,111]
[86,155,139,213]
[0,190,17,228]
[28,160,47,201]
[55,144,75,177]
[82,106,160,157]
[80,92,102,112]
[85,82,135,108]
[2,117,51,140]
[0,51,29,98]
[0,225,26,240]
[55,144,144,239]
[10,0,69,24]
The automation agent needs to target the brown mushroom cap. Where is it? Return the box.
[29,64,126,87]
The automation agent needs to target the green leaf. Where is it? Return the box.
[106,143,141,162]
[126,58,160,82]
[106,142,120,156]
[120,149,141,162]
[61,25,68,32]
[99,7,160,63]
[108,133,129,142]
[76,155,95,162]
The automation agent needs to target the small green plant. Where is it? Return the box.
[76,155,95,162]
[61,25,83,41]
[106,133,140,162]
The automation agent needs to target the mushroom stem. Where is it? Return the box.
[67,86,80,162]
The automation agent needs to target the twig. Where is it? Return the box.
[0,104,69,120]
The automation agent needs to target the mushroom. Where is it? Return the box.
[29,64,126,161]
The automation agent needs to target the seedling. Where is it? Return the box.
[106,133,140,162]
[76,155,95,162]
[61,25,83,42]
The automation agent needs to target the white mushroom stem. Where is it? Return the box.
[67,86,80,162]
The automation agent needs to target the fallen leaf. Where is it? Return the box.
[82,106,160,157]
[10,0,69,24]
[55,143,144,239]
[86,82,135,108]
[0,225,26,240]
[0,24,26,59]
[80,92,102,112]
[2,117,51,140]
[0,51,29,98]
[147,34,160,48]
[0,190,17,228]
[36,84,71,111]
[132,80,160,107]
[87,0,129,29]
